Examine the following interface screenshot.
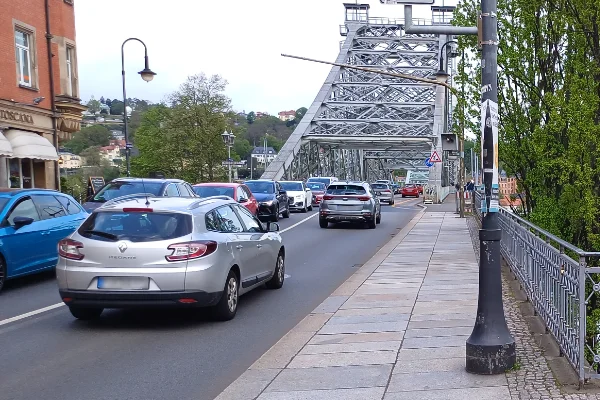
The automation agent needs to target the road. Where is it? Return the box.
[0,196,421,400]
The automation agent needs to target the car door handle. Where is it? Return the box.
[256,244,262,248]
[236,245,243,249]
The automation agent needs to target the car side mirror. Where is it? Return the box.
[266,222,280,232]
[239,198,248,203]
[13,216,34,228]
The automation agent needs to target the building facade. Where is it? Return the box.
[0,0,85,190]
[58,151,81,169]
[251,146,278,165]
[278,110,295,121]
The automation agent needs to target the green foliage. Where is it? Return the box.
[86,96,101,114]
[63,125,112,155]
[110,100,124,116]
[246,111,256,124]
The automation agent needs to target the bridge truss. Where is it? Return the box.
[262,4,452,196]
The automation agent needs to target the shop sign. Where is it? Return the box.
[0,109,34,124]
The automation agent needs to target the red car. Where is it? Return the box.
[307,182,327,205]
[401,184,420,198]
[193,182,259,215]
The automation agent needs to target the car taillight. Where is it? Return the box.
[358,196,371,201]
[323,195,334,200]
[58,239,84,260]
[166,241,217,262]
[384,190,392,193]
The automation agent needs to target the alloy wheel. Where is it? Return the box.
[227,277,238,313]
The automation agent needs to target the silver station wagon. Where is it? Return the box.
[57,195,285,321]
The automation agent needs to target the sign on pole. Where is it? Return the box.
[429,151,442,163]
[424,157,434,168]
[481,99,499,212]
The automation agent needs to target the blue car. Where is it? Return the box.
[0,189,88,291]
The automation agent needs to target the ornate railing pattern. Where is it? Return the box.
[473,191,600,385]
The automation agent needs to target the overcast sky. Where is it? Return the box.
[75,0,457,115]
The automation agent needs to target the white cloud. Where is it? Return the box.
[75,0,456,114]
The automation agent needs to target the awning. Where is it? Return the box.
[4,130,58,161]
[0,132,13,157]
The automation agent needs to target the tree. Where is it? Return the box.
[86,96,101,114]
[233,137,252,160]
[247,111,256,124]
[132,73,231,182]
[80,146,105,167]
[294,107,307,123]
[110,100,124,116]
[105,98,112,107]
[99,96,105,104]
[63,125,112,154]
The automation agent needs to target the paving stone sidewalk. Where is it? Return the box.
[216,211,512,400]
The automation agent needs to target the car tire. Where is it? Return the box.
[308,203,313,211]
[401,194,405,198]
[0,256,7,293]
[282,205,290,218]
[301,201,308,213]
[390,199,395,205]
[319,218,328,228]
[272,205,280,222]
[212,270,239,321]
[376,212,381,224]
[266,252,285,289]
[367,217,376,229]
[68,306,103,320]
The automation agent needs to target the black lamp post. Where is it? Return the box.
[222,131,235,182]
[121,38,156,177]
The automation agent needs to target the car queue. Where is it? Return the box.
[0,175,404,321]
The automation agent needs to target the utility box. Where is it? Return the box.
[442,133,458,152]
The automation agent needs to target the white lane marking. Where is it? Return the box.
[0,213,317,327]
[279,213,318,233]
[0,302,64,327]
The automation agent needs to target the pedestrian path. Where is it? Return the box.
[215,212,511,400]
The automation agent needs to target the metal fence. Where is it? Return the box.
[473,191,600,385]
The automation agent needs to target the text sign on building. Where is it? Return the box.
[0,109,34,125]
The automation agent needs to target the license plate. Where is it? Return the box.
[338,205,358,210]
[375,191,382,195]
[97,277,149,290]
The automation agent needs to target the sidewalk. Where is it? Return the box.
[216,211,511,400]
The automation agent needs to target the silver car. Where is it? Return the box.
[371,183,395,205]
[56,195,285,321]
[319,181,381,229]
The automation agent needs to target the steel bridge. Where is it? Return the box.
[261,3,457,202]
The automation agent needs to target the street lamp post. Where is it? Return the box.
[121,38,156,177]
[222,131,235,183]
[466,0,516,374]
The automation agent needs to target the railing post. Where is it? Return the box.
[579,256,587,388]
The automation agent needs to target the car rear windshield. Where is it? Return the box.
[280,182,303,191]
[372,184,388,189]
[193,186,235,198]
[307,183,325,191]
[405,185,416,188]
[327,185,367,195]
[92,182,163,202]
[78,211,192,242]
[308,178,330,186]
[245,181,274,194]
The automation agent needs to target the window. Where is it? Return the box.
[237,187,248,202]
[194,186,235,198]
[280,182,303,191]
[31,195,67,220]
[15,29,33,87]
[164,184,180,197]
[214,206,243,233]
[6,198,40,226]
[91,181,163,202]
[177,183,194,197]
[235,206,262,233]
[326,185,367,195]
[78,211,192,243]
[66,46,75,96]
[245,181,274,194]
[56,195,82,215]
[205,211,220,231]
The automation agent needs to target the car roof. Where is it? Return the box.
[245,179,275,183]
[331,180,367,185]
[0,188,64,198]
[95,196,238,213]
[279,180,303,183]
[193,182,240,187]
[111,177,184,184]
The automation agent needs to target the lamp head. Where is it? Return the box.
[435,69,450,83]
[139,68,156,82]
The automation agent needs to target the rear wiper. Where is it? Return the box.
[83,230,119,241]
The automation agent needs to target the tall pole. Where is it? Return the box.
[121,44,131,177]
[465,0,516,374]
[459,48,465,218]
[228,145,232,183]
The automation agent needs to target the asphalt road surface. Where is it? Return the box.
[0,196,421,400]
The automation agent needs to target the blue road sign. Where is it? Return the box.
[424,157,434,168]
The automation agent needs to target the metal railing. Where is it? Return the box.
[473,191,600,385]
